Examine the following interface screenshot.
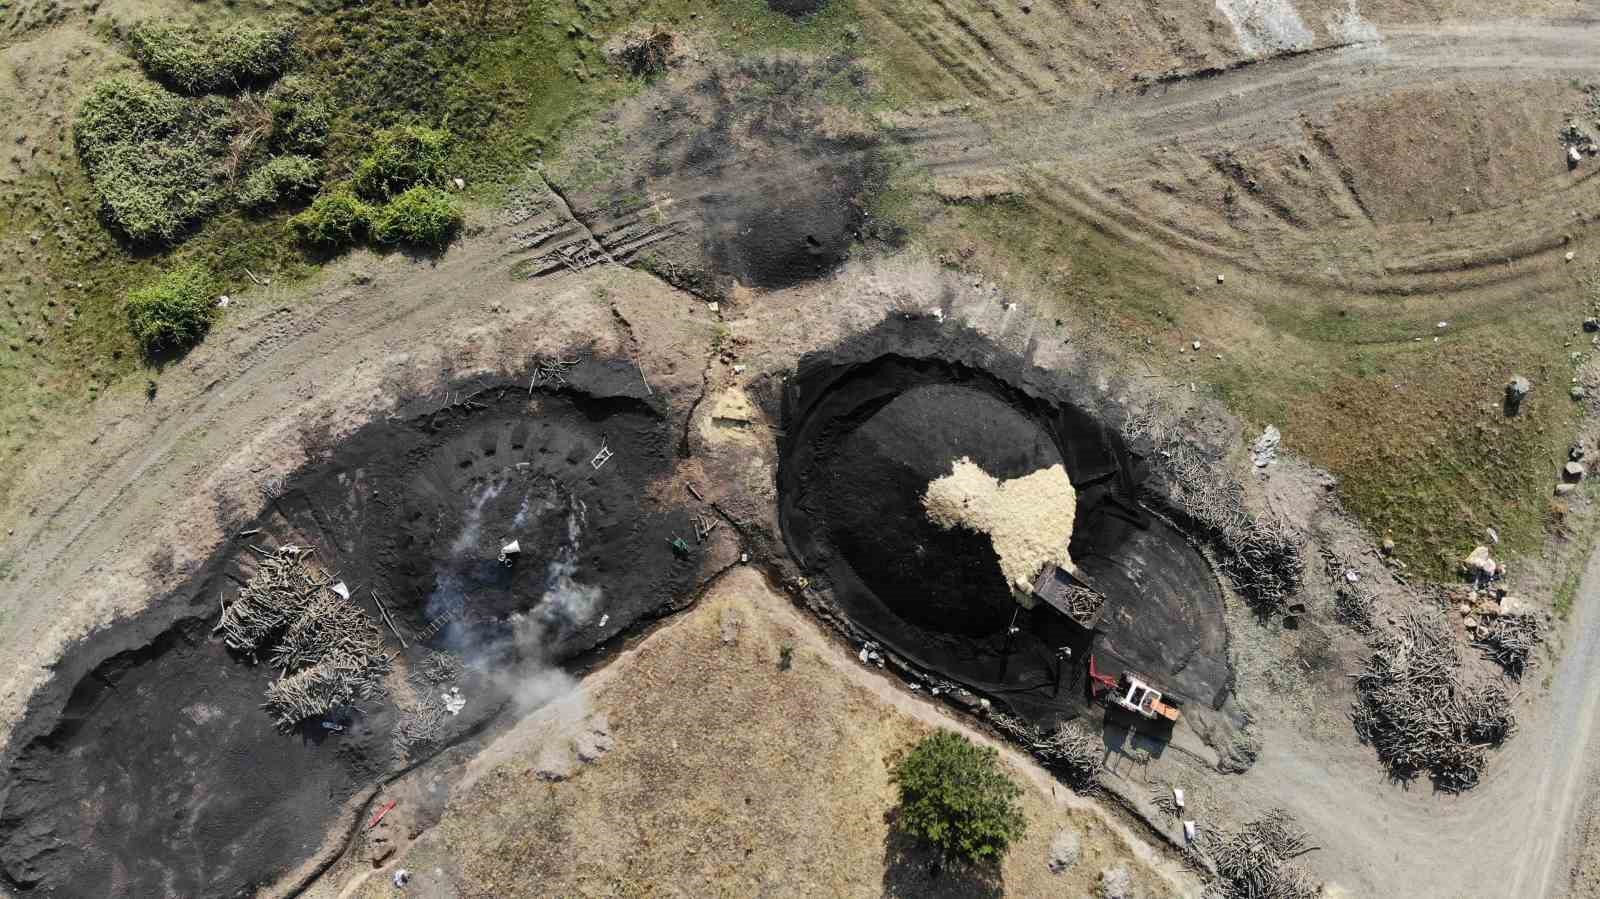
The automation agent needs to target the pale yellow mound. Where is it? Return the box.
[923,457,1078,604]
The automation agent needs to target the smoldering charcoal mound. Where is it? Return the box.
[0,361,703,897]
[778,319,1231,724]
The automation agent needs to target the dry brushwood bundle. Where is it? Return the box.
[1197,810,1320,899]
[392,693,447,759]
[263,654,391,731]
[1122,407,1303,614]
[992,712,1103,791]
[420,650,464,684]
[1351,610,1516,791]
[221,545,327,655]
[227,546,393,730]
[1474,614,1541,678]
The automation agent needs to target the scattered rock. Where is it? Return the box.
[1250,425,1281,468]
[1048,828,1081,874]
[1462,545,1498,579]
[1506,376,1532,413]
[1584,318,1599,333]
[1566,461,1587,481]
[1572,443,1588,462]
[1099,865,1133,899]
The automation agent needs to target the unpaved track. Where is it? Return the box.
[900,19,1600,292]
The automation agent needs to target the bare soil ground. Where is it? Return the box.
[318,567,1199,899]
[7,2,1600,898]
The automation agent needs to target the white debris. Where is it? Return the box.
[598,613,609,628]
[1463,545,1498,580]
[498,539,520,563]
[1250,424,1281,468]
[452,177,466,190]
[1437,321,1448,329]
[1486,527,1499,545]
[331,581,351,600]
[1191,340,1201,351]
[1216,274,1225,283]
[1345,569,1360,584]
[1571,146,1584,165]
[442,686,466,716]
[1173,787,1185,809]
[393,869,411,887]
[1183,820,1198,843]
[1568,251,1578,263]
[707,302,719,313]
[739,552,749,563]
[216,295,231,308]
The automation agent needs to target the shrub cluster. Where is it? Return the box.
[892,730,1026,865]
[76,78,232,244]
[128,20,293,94]
[370,185,462,245]
[126,264,219,356]
[267,75,332,154]
[238,155,321,208]
[351,124,451,200]
[288,190,373,248]
[292,125,461,252]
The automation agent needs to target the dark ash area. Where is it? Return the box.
[555,55,892,296]
[767,0,829,19]
[777,319,1230,728]
[0,360,704,897]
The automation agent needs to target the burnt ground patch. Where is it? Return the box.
[777,318,1230,727]
[551,54,892,297]
[0,359,705,897]
[767,0,830,20]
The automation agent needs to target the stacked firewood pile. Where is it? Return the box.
[1122,406,1303,614]
[1351,610,1516,791]
[1473,614,1541,678]
[223,546,392,731]
[1195,810,1320,899]
[991,712,1102,791]
[1060,585,1106,626]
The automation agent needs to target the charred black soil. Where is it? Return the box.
[0,360,706,897]
[777,319,1230,726]
[554,55,889,296]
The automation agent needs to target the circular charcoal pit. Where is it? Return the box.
[0,362,703,897]
[779,324,1231,723]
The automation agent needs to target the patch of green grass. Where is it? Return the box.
[942,192,1582,577]
[128,20,294,95]
[125,263,220,357]
[268,76,334,155]
[370,185,463,247]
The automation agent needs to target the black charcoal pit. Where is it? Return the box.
[778,320,1231,726]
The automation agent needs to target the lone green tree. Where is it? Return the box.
[892,729,1026,865]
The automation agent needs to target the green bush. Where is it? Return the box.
[288,189,372,248]
[238,155,322,208]
[126,264,219,356]
[128,20,293,94]
[76,79,231,243]
[76,77,186,149]
[892,730,1026,865]
[352,125,450,200]
[370,185,461,247]
[267,76,332,154]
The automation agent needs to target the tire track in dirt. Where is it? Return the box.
[896,20,1600,295]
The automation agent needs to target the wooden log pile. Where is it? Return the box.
[1196,810,1320,899]
[1351,610,1516,791]
[1473,613,1541,678]
[1122,407,1303,615]
[991,712,1102,792]
[1060,585,1106,626]
[223,546,393,731]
